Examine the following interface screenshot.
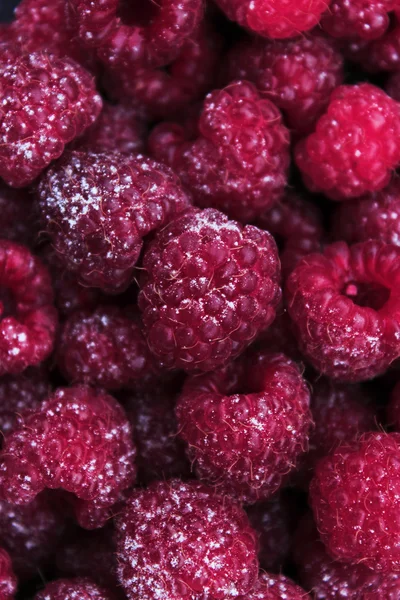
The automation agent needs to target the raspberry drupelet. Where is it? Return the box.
[115,479,258,600]
[138,207,281,372]
[37,151,191,294]
[176,351,311,503]
[321,0,399,40]
[296,84,400,200]
[0,52,102,188]
[0,548,17,600]
[35,578,116,600]
[0,385,136,530]
[0,183,37,248]
[224,35,344,136]
[0,240,57,376]
[245,572,310,599]
[310,432,400,572]
[286,240,400,382]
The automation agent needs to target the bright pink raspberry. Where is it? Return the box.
[0,52,102,188]
[296,84,400,200]
[310,432,400,572]
[0,183,37,249]
[225,35,343,136]
[0,548,17,600]
[244,572,310,599]
[38,151,191,294]
[0,385,136,530]
[57,306,157,391]
[115,479,258,600]
[176,351,311,503]
[35,578,115,600]
[286,241,400,381]
[0,240,57,376]
[139,208,281,372]
[321,0,399,40]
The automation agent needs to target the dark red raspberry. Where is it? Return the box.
[225,35,343,136]
[57,306,157,391]
[0,548,17,600]
[342,26,400,72]
[35,578,115,600]
[138,208,281,372]
[0,183,37,248]
[0,52,102,188]
[0,385,136,530]
[214,0,330,38]
[321,0,399,40]
[176,351,311,503]
[0,240,57,376]
[310,432,400,572]
[115,479,258,600]
[286,241,400,381]
[296,84,400,200]
[245,572,310,599]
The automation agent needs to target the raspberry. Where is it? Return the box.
[0,548,17,600]
[115,479,258,600]
[321,0,399,40]
[138,208,281,372]
[0,385,136,530]
[245,572,310,599]
[225,35,344,136]
[35,578,116,600]
[166,81,290,222]
[57,306,157,391]
[310,432,400,572]
[0,240,57,376]
[286,241,400,381]
[296,84,400,200]
[176,351,311,503]
[0,183,37,248]
[214,0,330,38]
[0,52,102,188]
[342,26,400,73]
[256,306,301,360]
[38,151,191,294]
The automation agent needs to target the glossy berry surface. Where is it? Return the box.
[0,548,17,600]
[35,578,115,600]
[321,0,399,40]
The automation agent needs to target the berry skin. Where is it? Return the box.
[310,432,400,572]
[0,385,136,530]
[225,35,344,136]
[138,207,281,372]
[35,578,116,600]
[57,306,157,391]
[296,84,400,200]
[0,52,102,188]
[286,241,400,382]
[37,151,191,294]
[0,183,37,249]
[115,479,258,600]
[0,240,57,376]
[0,548,17,600]
[244,572,310,600]
[321,0,399,40]
[176,351,311,503]
[214,0,330,39]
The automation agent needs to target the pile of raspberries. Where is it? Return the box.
[4,0,400,598]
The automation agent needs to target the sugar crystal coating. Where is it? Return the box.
[34,577,116,600]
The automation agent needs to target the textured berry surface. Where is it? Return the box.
[139,207,281,372]
[116,479,258,600]
[0,183,37,248]
[244,572,310,599]
[38,151,191,293]
[310,432,400,572]
[0,385,136,530]
[296,84,400,200]
[321,0,399,40]
[35,578,115,600]
[176,351,311,503]
[0,548,17,600]
[0,240,57,376]
[286,241,400,381]
[0,52,101,187]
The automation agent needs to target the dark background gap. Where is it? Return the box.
[0,0,20,22]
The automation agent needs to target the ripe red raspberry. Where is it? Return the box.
[35,578,115,600]
[138,208,281,372]
[176,351,311,503]
[0,183,37,248]
[296,84,400,200]
[57,306,157,391]
[0,240,57,376]
[0,385,136,530]
[245,572,310,599]
[0,548,16,600]
[310,432,400,572]
[38,151,191,294]
[321,0,399,40]
[115,479,258,600]
[286,241,400,382]
[0,52,102,188]
[164,81,290,222]
[341,26,400,73]
[225,35,343,136]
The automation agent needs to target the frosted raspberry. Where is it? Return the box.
[296,84,400,200]
[35,578,115,600]
[0,52,102,188]
[0,548,16,600]
[116,479,258,600]
[0,183,37,248]
[225,35,343,135]
[0,240,57,376]
[214,0,330,38]
[57,306,157,391]
[310,432,400,572]
[38,151,191,294]
[321,0,399,40]
[176,351,311,503]
[168,81,290,222]
[286,241,400,381]
[0,385,136,530]
[244,572,310,599]
[139,208,281,372]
